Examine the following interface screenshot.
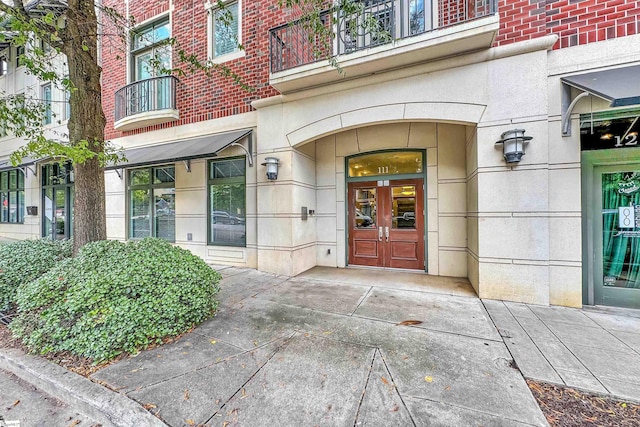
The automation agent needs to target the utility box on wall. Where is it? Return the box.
[26,206,38,216]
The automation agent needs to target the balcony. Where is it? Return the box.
[114,76,179,131]
[269,0,499,93]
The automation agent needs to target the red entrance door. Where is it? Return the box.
[348,179,425,270]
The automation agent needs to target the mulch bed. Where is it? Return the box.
[529,380,640,427]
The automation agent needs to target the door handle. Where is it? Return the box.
[385,226,389,242]
[378,226,383,241]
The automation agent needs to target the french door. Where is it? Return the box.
[348,178,425,270]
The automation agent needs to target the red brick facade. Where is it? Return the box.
[495,0,640,49]
[102,0,288,140]
[101,0,640,140]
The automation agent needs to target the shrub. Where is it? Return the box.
[10,238,221,362]
[0,239,72,311]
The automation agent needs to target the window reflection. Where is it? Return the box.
[392,185,416,229]
[355,188,376,229]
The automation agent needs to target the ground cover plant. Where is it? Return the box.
[9,238,221,363]
[0,239,73,312]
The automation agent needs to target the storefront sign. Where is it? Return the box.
[581,112,640,151]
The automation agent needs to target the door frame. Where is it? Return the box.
[345,149,427,271]
[582,148,640,307]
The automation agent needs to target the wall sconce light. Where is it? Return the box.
[495,129,533,164]
[261,157,279,180]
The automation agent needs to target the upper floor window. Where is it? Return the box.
[42,83,52,125]
[0,54,8,76]
[208,0,243,62]
[16,46,25,68]
[0,169,25,224]
[131,18,171,82]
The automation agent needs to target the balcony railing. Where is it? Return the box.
[270,0,497,73]
[114,75,178,123]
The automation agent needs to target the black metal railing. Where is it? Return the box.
[270,0,497,73]
[114,75,178,122]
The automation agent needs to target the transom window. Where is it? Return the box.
[128,166,175,242]
[208,157,245,246]
[0,169,25,224]
[131,18,171,82]
[208,0,243,61]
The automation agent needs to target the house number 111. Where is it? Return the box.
[378,166,389,174]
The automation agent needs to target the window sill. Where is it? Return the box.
[210,49,245,64]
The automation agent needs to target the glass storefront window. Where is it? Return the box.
[128,166,175,241]
[0,169,25,224]
[209,158,246,246]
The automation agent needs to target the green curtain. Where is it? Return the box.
[602,172,640,288]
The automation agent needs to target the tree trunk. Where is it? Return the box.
[63,0,107,254]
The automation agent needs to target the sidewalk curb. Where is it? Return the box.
[0,348,166,427]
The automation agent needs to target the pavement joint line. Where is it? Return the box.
[351,345,378,427]
[349,312,504,343]
[500,301,569,387]
[377,348,418,427]
[264,298,503,342]
[581,314,640,357]
[528,310,616,394]
[203,331,297,426]
[116,337,290,394]
[294,329,378,349]
[402,395,544,427]
[0,348,166,427]
[506,303,612,395]
[350,286,374,317]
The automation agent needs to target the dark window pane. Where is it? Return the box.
[130,189,151,238]
[154,166,175,184]
[17,170,24,189]
[0,172,7,191]
[9,170,16,190]
[210,158,245,179]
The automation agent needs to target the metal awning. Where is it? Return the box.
[0,156,40,176]
[106,129,253,171]
[561,65,640,136]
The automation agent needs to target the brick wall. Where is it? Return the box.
[495,0,640,49]
[101,0,640,140]
[102,0,289,140]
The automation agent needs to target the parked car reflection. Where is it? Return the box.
[211,211,245,245]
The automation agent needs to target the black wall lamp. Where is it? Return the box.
[495,129,533,164]
[262,157,280,180]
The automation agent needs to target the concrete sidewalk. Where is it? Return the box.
[486,299,640,403]
[88,267,546,426]
[6,266,639,426]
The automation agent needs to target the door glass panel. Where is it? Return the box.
[348,151,423,177]
[55,188,66,240]
[154,188,175,241]
[391,185,416,229]
[354,188,376,229]
[602,171,640,289]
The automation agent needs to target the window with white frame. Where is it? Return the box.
[0,53,8,76]
[42,83,52,125]
[131,18,171,82]
[208,0,243,61]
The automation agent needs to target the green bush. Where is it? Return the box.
[10,238,221,362]
[0,239,72,311]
